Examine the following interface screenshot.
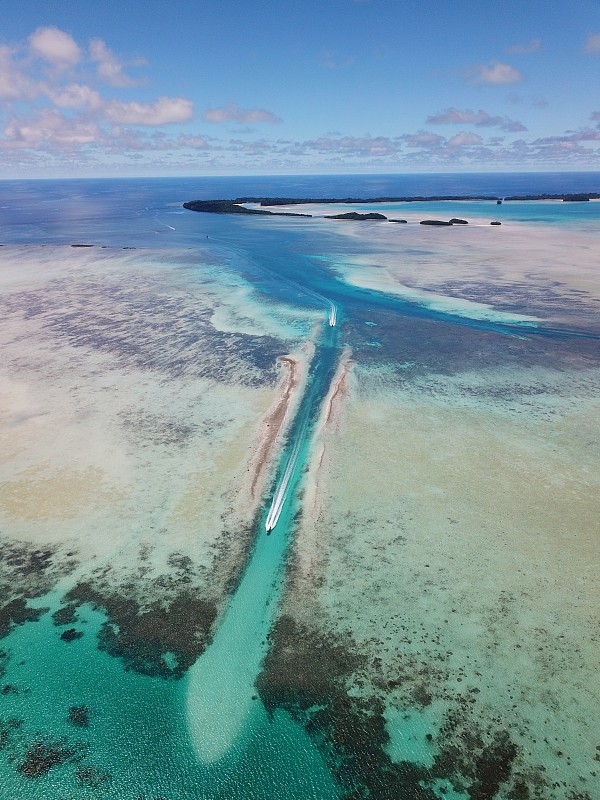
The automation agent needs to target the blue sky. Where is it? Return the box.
[2,0,600,177]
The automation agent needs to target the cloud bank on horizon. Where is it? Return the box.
[1,1,600,177]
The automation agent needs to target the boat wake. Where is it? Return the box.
[153,213,176,230]
[304,287,337,327]
[265,435,302,532]
[328,302,337,326]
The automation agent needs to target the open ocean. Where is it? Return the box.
[2,171,600,245]
[0,173,598,800]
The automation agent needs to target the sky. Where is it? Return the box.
[1,0,600,177]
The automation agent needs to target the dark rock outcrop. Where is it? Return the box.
[68,706,89,727]
[324,212,387,221]
[52,603,78,626]
[76,767,110,788]
[389,219,408,223]
[18,742,76,778]
[449,218,468,224]
[490,221,502,226]
[420,220,453,226]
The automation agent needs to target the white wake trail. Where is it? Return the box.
[265,435,302,531]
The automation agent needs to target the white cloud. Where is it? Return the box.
[584,33,600,53]
[534,128,600,144]
[507,39,541,54]
[4,109,100,148]
[203,102,281,124]
[403,131,445,148]
[447,131,483,147]
[89,38,141,87]
[0,45,35,100]
[104,97,194,126]
[3,26,600,172]
[427,107,526,132]
[48,83,103,109]
[179,135,212,149]
[0,27,195,161]
[301,135,396,156]
[468,61,523,85]
[29,26,81,66]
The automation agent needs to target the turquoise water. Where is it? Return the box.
[341,198,600,226]
[0,593,339,799]
[0,596,194,798]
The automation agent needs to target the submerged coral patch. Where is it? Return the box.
[66,583,217,678]
[0,599,48,640]
[17,740,80,778]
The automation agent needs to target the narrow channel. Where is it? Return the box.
[185,316,342,798]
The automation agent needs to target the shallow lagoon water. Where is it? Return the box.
[0,175,599,799]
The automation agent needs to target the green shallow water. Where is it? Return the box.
[0,594,339,799]
[0,596,188,799]
[185,521,340,797]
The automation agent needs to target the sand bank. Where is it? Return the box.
[352,223,598,327]
[289,347,354,588]
[247,350,312,503]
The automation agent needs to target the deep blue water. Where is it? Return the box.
[1,172,599,245]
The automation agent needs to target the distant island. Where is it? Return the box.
[183,193,599,219]
[231,192,598,204]
[182,200,312,217]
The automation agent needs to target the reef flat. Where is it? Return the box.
[267,358,600,799]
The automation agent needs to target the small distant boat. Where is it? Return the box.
[329,304,337,326]
[497,198,503,205]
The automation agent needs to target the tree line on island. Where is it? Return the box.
[183,192,597,225]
